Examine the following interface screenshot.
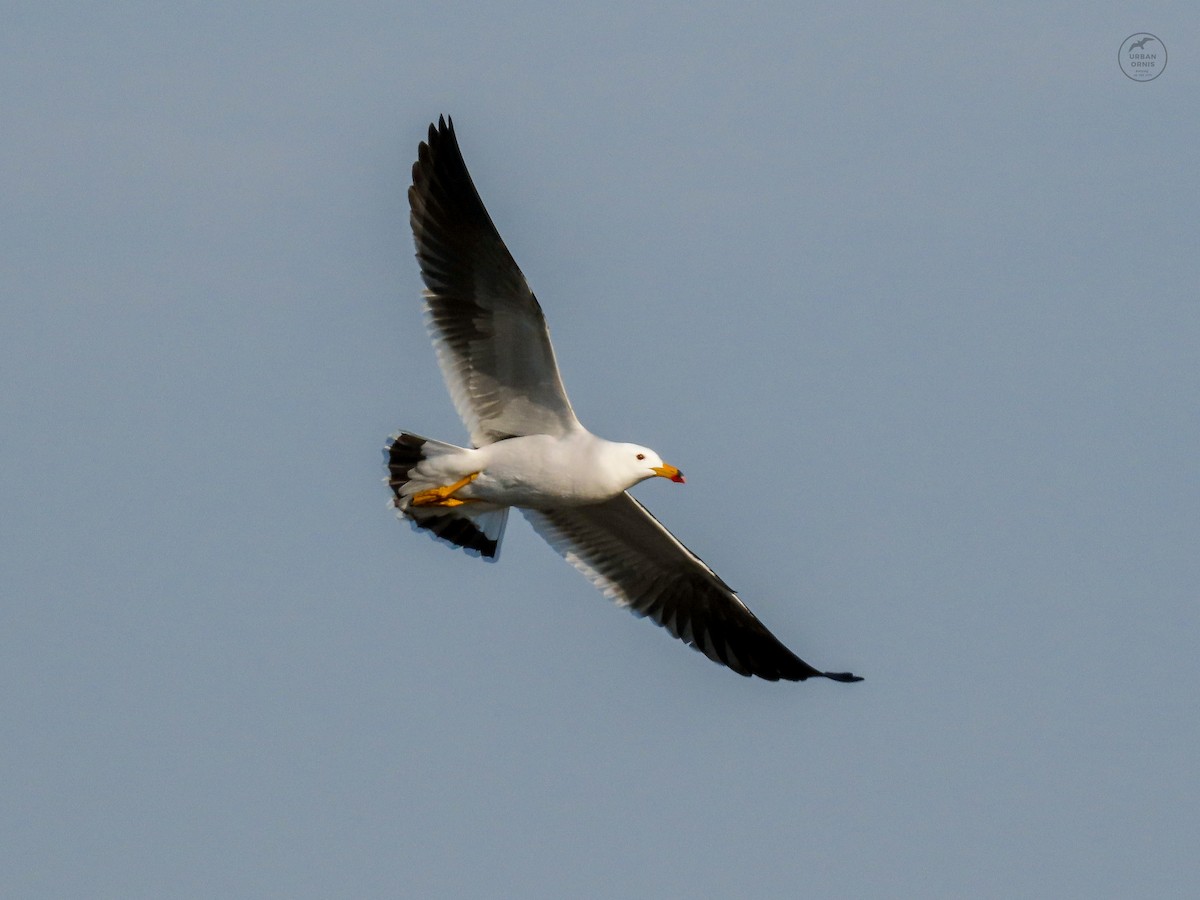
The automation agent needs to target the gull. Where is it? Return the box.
[384,116,862,683]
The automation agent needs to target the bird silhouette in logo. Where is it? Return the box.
[1130,36,1156,50]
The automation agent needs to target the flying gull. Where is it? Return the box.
[385,116,862,683]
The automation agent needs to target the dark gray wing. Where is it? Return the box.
[523,494,862,683]
[409,117,581,446]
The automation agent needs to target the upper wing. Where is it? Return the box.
[523,494,862,682]
[409,117,581,446]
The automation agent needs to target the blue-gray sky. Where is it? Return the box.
[3,3,1197,897]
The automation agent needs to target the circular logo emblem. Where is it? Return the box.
[1119,33,1167,81]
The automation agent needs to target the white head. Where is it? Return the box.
[607,442,686,490]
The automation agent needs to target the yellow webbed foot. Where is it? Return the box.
[411,472,480,508]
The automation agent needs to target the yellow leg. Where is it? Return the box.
[411,472,480,508]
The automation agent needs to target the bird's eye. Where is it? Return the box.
[636,453,645,461]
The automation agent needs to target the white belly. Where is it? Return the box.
[464,433,620,508]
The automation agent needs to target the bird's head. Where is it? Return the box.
[619,444,685,486]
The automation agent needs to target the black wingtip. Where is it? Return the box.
[421,116,453,154]
[822,671,864,683]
